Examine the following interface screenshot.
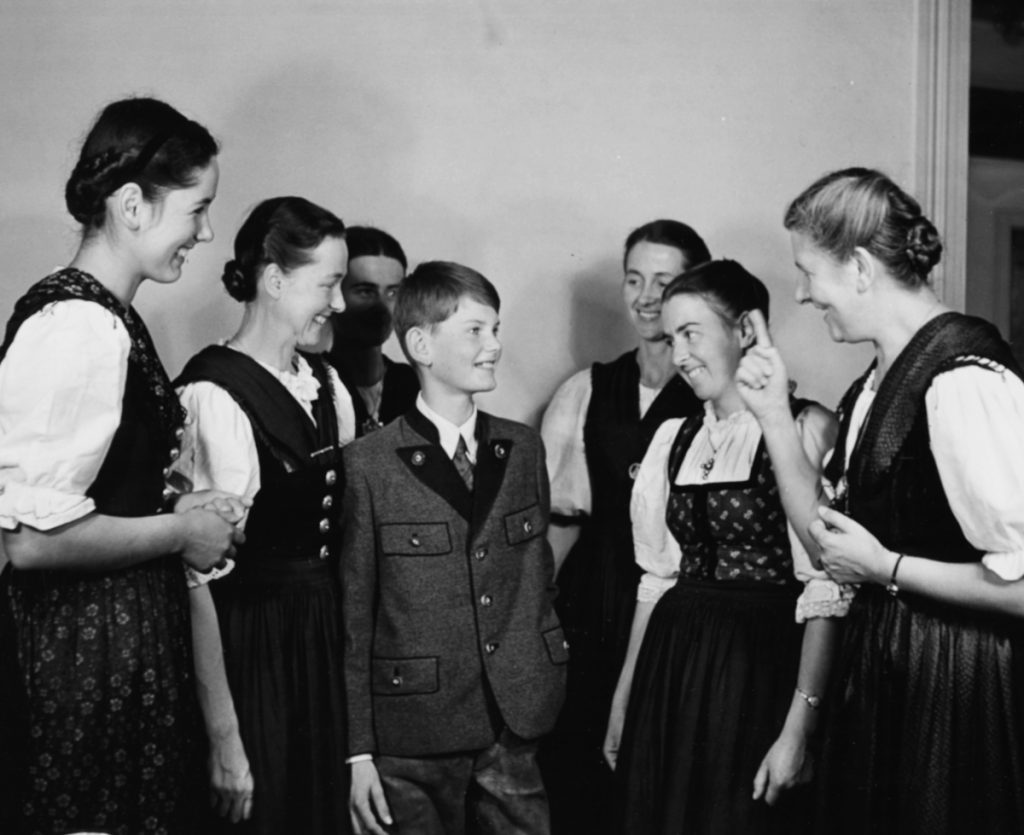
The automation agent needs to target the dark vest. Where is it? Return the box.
[824,312,1022,562]
[0,269,184,517]
[581,350,701,540]
[175,346,344,565]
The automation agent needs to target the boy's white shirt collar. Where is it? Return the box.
[415,393,478,462]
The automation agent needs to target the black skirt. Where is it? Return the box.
[207,558,349,835]
[814,585,1024,834]
[615,578,809,835]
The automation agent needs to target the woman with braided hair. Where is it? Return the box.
[738,167,1024,833]
[0,97,242,835]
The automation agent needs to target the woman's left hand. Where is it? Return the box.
[175,490,250,526]
[208,728,254,822]
[808,506,893,585]
[752,729,812,805]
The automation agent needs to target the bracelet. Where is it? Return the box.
[795,687,821,710]
[885,553,905,597]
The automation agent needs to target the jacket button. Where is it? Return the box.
[480,594,493,607]
[474,548,487,561]
[319,545,329,560]
[322,495,333,510]
[410,535,421,547]
[523,519,533,534]
[563,639,570,650]
[174,427,185,441]
[161,486,174,500]
[485,642,499,654]
[325,469,337,486]
[319,518,330,534]
[168,447,180,461]
[391,675,402,687]
[162,465,173,478]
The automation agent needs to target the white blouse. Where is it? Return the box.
[541,366,663,518]
[175,347,356,532]
[632,404,853,622]
[829,362,1024,582]
[0,300,129,531]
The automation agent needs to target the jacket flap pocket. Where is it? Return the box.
[379,523,452,556]
[371,656,440,696]
[504,503,544,546]
[542,626,570,665]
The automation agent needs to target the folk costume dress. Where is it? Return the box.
[615,401,848,835]
[539,350,700,834]
[175,345,356,835]
[814,312,1024,834]
[0,269,203,835]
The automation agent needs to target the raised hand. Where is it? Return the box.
[736,309,792,420]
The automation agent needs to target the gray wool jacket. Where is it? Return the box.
[340,407,568,758]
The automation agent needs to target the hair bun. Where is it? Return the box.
[64,147,133,225]
[221,259,253,302]
[905,217,943,276]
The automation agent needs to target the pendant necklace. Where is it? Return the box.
[699,429,725,480]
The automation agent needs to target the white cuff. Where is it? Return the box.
[0,480,95,531]
[346,753,374,765]
[637,572,677,603]
[795,578,857,622]
[185,558,236,589]
[982,551,1024,582]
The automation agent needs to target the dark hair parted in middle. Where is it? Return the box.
[65,96,219,231]
[783,167,943,288]
[222,197,346,302]
[662,259,770,325]
[345,226,408,270]
[394,261,500,361]
[623,219,712,271]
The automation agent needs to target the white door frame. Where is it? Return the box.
[916,0,971,310]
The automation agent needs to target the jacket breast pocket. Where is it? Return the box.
[504,503,545,546]
[379,523,452,557]
[371,656,440,696]
[542,626,570,665]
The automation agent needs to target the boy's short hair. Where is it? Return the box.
[394,261,501,363]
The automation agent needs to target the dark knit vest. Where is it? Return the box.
[175,345,344,565]
[824,312,1022,562]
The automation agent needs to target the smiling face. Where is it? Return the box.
[790,231,863,343]
[662,292,745,408]
[623,241,688,342]
[421,297,501,397]
[276,235,349,348]
[137,160,219,284]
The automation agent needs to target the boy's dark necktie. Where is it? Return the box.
[453,435,474,491]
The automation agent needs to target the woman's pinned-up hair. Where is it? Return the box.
[784,167,943,287]
[663,258,770,325]
[222,197,346,303]
[623,219,711,271]
[64,96,218,230]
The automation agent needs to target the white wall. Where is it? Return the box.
[1,0,933,424]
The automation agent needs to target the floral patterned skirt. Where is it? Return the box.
[1,558,204,835]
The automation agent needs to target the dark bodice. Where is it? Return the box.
[175,346,344,565]
[825,313,1023,563]
[665,408,803,587]
[0,269,184,518]
[581,350,701,534]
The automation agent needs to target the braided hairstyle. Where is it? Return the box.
[783,167,942,288]
[65,97,218,231]
[222,197,346,303]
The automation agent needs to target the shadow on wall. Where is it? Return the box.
[0,214,81,321]
[566,255,634,372]
[142,57,420,377]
